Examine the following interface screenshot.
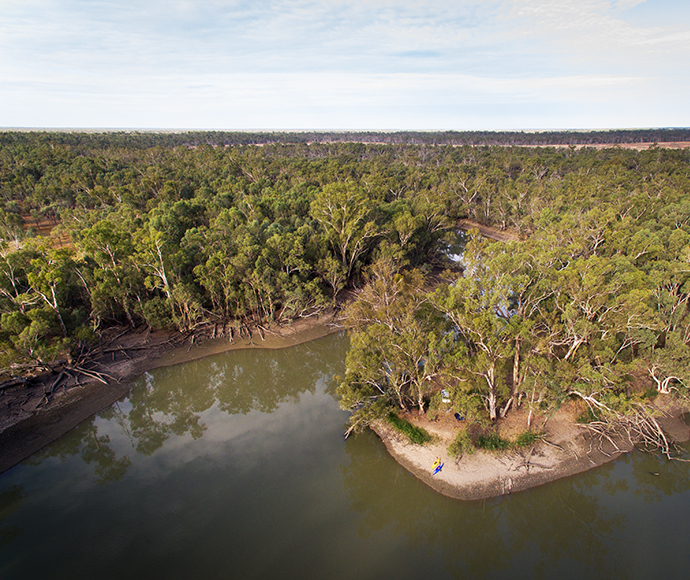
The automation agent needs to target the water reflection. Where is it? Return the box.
[342,435,646,580]
[442,229,467,264]
[342,433,512,578]
[628,452,690,503]
[0,485,25,547]
[27,415,132,484]
[504,466,628,580]
[28,334,346,479]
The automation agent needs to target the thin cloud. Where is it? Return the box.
[0,0,688,128]
[508,0,690,54]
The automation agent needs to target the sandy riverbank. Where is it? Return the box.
[0,310,341,474]
[373,398,690,500]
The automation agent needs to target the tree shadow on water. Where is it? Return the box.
[24,334,349,482]
[27,415,132,485]
[0,485,26,548]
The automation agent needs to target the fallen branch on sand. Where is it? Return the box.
[541,439,564,451]
[39,365,118,406]
[571,390,682,459]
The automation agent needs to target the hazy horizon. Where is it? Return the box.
[2,126,687,134]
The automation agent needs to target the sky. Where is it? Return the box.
[1,0,689,131]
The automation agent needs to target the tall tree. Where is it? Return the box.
[310,182,379,281]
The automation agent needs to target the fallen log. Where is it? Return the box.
[66,366,115,385]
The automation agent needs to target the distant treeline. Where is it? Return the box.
[1,128,689,150]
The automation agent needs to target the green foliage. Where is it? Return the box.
[455,428,542,453]
[136,297,174,330]
[448,429,475,458]
[386,413,433,445]
[514,430,543,447]
[475,433,512,451]
[1,130,689,421]
[339,260,452,416]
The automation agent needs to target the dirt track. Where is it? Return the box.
[458,219,520,242]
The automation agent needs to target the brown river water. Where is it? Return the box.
[1,331,690,579]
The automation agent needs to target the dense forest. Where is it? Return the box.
[1,130,689,448]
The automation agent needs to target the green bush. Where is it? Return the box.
[448,429,475,458]
[386,413,433,445]
[475,433,511,451]
[136,296,174,330]
[471,429,543,452]
[514,430,542,447]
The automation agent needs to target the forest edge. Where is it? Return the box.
[3,133,690,497]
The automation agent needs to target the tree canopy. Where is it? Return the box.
[1,129,689,443]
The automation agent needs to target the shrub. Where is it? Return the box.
[469,428,543,452]
[514,430,542,447]
[448,429,475,458]
[386,413,433,445]
[136,296,174,330]
[475,433,511,451]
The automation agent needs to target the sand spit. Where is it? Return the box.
[373,399,690,501]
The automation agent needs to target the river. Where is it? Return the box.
[1,332,690,579]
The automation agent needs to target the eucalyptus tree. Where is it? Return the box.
[78,218,144,328]
[431,243,516,421]
[338,260,447,430]
[310,182,380,282]
[25,244,76,338]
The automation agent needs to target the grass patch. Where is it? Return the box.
[514,430,543,447]
[466,426,543,453]
[386,413,433,445]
